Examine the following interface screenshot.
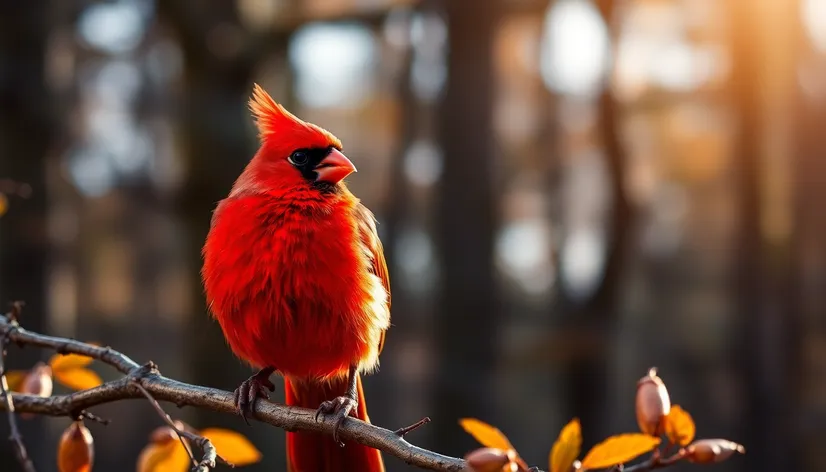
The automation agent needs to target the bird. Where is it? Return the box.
[201,84,390,472]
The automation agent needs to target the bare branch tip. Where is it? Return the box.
[8,301,25,322]
[77,410,111,426]
[394,416,432,437]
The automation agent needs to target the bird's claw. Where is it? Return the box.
[315,396,357,446]
[233,370,275,425]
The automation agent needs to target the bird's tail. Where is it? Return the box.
[284,374,385,472]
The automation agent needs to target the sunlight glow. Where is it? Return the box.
[78,2,148,54]
[410,12,448,102]
[383,7,414,49]
[616,36,721,98]
[559,149,610,300]
[68,56,150,197]
[67,148,117,197]
[290,23,377,108]
[88,60,142,106]
[540,0,610,97]
[560,228,605,299]
[803,0,826,52]
[496,219,555,295]
[403,139,443,187]
[652,42,705,91]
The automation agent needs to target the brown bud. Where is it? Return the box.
[57,421,94,472]
[686,439,745,464]
[464,447,518,472]
[21,362,53,397]
[635,367,671,436]
[20,363,53,420]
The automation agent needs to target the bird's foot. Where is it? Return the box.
[315,395,357,446]
[233,367,275,425]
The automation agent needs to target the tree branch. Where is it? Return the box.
[0,315,467,471]
[131,378,220,472]
[0,319,36,472]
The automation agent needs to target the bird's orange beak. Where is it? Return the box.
[314,148,357,184]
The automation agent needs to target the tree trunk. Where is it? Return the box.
[557,0,630,446]
[432,0,499,456]
[0,0,57,466]
[729,1,801,470]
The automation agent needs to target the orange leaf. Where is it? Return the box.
[459,418,514,451]
[550,418,582,472]
[200,428,262,466]
[665,405,695,446]
[58,421,94,472]
[49,353,94,373]
[581,434,660,470]
[4,370,28,392]
[54,368,103,391]
[137,441,191,472]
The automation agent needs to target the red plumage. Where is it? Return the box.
[202,84,389,472]
[285,376,381,472]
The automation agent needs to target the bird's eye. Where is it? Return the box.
[288,151,309,166]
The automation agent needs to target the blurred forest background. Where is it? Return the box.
[0,0,824,470]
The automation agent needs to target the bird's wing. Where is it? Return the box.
[355,203,390,355]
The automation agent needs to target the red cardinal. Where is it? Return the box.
[202,84,389,472]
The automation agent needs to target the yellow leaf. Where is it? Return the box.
[665,405,695,446]
[137,441,191,472]
[581,434,661,470]
[54,368,103,391]
[4,370,28,392]
[49,353,94,373]
[550,418,582,472]
[200,428,262,466]
[459,418,514,451]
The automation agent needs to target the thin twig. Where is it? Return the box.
[0,323,36,472]
[133,378,198,467]
[132,379,218,471]
[623,449,686,472]
[7,301,24,323]
[76,410,110,425]
[394,417,431,437]
[0,315,467,472]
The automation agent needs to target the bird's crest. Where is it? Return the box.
[248,83,342,149]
